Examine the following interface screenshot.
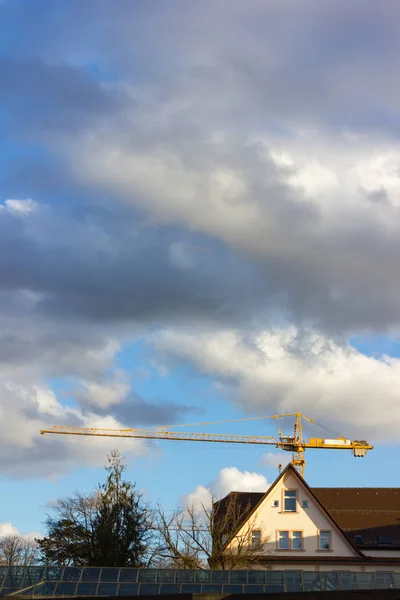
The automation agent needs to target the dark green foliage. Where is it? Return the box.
[36,493,98,566]
[37,451,152,567]
[92,450,151,567]
[37,518,93,566]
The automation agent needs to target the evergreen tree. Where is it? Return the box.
[92,450,151,567]
[37,451,152,566]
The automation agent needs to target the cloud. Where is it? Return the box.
[0,522,42,540]
[152,326,400,440]
[183,466,269,511]
[75,372,130,410]
[0,375,149,479]
[75,375,198,427]
[0,196,252,475]
[0,0,400,478]
[260,452,289,470]
[64,39,400,336]
[0,198,264,328]
[0,56,118,135]
[74,120,400,335]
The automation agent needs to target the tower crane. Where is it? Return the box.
[40,413,373,477]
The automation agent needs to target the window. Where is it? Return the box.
[273,500,279,507]
[354,534,364,545]
[301,500,309,508]
[251,530,261,548]
[277,531,303,550]
[319,530,331,550]
[378,535,392,545]
[278,531,289,550]
[284,490,297,512]
[292,531,303,550]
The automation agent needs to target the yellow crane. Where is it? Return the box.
[40,413,373,477]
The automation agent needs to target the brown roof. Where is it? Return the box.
[313,487,400,547]
[217,478,400,549]
[214,491,263,520]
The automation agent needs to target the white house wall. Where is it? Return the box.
[228,470,359,559]
[251,562,400,574]
[363,549,400,558]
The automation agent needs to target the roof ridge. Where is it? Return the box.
[225,490,264,495]
[312,487,400,490]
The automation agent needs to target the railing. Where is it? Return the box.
[0,566,398,596]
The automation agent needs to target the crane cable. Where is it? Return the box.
[157,414,346,441]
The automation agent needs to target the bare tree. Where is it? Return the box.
[0,535,40,566]
[153,494,269,570]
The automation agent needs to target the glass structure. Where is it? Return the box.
[0,567,396,596]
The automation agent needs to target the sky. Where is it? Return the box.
[1,0,400,538]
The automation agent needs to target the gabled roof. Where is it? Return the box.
[312,487,400,547]
[216,463,365,557]
[313,487,400,527]
[219,479,400,544]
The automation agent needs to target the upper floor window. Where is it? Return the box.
[277,530,302,550]
[301,500,309,508]
[319,530,331,550]
[251,530,262,548]
[284,490,297,512]
[354,534,364,545]
[378,535,392,545]
[278,531,289,550]
[292,531,303,550]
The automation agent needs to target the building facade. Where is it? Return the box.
[218,463,400,573]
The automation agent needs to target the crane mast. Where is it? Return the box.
[40,413,373,477]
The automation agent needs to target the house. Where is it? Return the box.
[216,463,400,574]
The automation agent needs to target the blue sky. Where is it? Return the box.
[0,0,400,538]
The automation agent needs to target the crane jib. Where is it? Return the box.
[40,413,373,478]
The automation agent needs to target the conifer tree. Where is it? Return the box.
[92,450,151,567]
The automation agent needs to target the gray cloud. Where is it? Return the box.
[0,57,119,135]
[76,387,199,428]
[0,200,271,328]
[1,0,400,474]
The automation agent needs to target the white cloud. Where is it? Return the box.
[77,371,130,409]
[185,485,214,511]
[0,522,20,537]
[260,452,289,470]
[0,522,42,540]
[0,374,149,479]
[152,326,400,440]
[2,199,39,215]
[183,466,269,511]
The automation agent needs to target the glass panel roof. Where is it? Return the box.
[2,567,398,596]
